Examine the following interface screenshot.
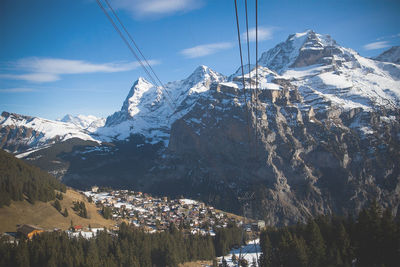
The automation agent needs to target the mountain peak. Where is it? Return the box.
[288,30,336,49]
[185,65,224,86]
[60,114,74,122]
[136,76,153,85]
[119,77,155,118]
[258,30,344,74]
[194,64,209,72]
[59,114,105,131]
[374,46,400,64]
[1,111,33,123]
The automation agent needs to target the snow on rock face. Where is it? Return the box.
[185,65,225,93]
[97,66,225,144]
[254,30,400,111]
[284,51,400,111]
[99,31,398,145]
[374,46,400,65]
[122,77,156,118]
[258,30,355,74]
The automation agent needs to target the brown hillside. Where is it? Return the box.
[0,188,114,232]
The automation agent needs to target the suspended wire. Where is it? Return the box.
[103,0,176,110]
[254,0,260,162]
[245,0,259,160]
[96,0,155,84]
[95,0,176,111]
[234,0,252,154]
[234,0,253,264]
[244,0,253,105]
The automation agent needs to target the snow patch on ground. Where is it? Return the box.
[217,239,261,267]
[15,146,50,158]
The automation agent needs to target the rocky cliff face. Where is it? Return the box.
[156,75,400,225]
[146,31,400,225]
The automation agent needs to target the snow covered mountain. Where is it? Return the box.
[3,32,398,150]
[374,46,400,64]
[59,114,105,132]
[97,65,225,144]
[258,30,339,73]
[257,30,400,110]
[0,112,99,155]
[0,65,225,153]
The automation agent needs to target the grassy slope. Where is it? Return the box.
[0,188,114,232]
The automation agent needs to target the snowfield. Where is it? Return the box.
[217,239,262,267]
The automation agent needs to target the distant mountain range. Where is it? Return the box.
[1,30,399,225]
[59,114,106,132]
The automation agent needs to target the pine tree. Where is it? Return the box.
[74,201,88,218]
[335,222,352,265]
[292,235,308,267]
[15,243,30,267]
[56,192,63,200]
[380,208,397,267]
[102,206,112,219]
[63,208,68,217]
[356,200,383,267]
[305,220,326,267]
[54,199,61,212]
[260,231,272,267]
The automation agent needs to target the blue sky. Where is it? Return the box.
[1,0,399,120]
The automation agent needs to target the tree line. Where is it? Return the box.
[259,200,400,267]
[0,221,243,267]
[0,149,66,207]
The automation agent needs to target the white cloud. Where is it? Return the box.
[363,41,390,50]
[242,26,274,42]
[14,58,153,74]
[0,87,36,93]
[376,33,400,41]
[0,73,59,83]
[113,0,204,18]
[181,42,233,58]
[0,58,160,83]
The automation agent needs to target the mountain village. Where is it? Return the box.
[84,186,265,236]
[2,186,265,244]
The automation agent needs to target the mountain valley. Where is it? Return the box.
[1,30,400,225]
